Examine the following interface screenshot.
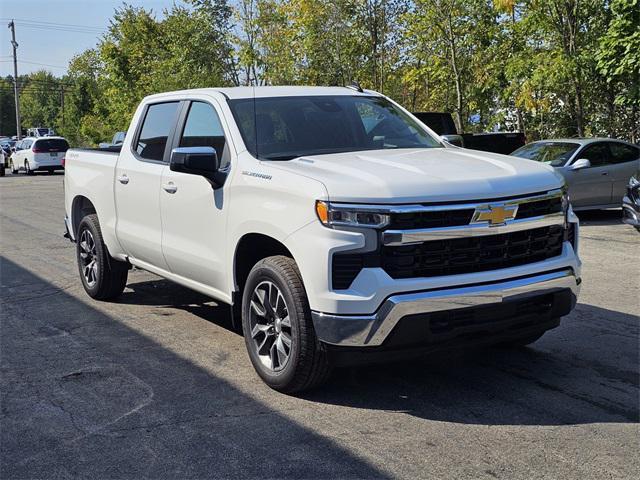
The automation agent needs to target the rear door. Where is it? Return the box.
[608,142,640,204]
[564,142,613,208]
[159,98,232,297]
[115,101,181,270]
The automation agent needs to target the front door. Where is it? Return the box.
[160,99,231,299]
[115,101,181,269]
[563,142,613,208]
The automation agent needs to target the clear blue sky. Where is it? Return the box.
[0,0,186,77]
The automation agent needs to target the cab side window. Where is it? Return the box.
[578,143,610,167]
[179,101,228,167]
[135,102,180,162]
[609,143,639,164]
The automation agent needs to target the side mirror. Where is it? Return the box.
[571,158,591,170]
[170,146,224,187]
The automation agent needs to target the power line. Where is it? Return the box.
[0,60,67,69]
[0,18,105,33]
[14,24,106,35]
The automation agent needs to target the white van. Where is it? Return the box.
[10,136,69,174]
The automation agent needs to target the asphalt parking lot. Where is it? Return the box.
[1,172,638,479]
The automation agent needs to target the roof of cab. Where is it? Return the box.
[144,85,381,101]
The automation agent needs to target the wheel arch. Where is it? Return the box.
[233,233,293,296]
[71,195,97,239]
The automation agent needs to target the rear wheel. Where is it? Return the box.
[24,160,32,175]
[76,214,128,300]
[242,256,331,393]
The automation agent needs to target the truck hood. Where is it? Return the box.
[273,147,564,203]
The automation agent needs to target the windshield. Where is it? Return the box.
[511,142,579,167]
[228,95,442,160]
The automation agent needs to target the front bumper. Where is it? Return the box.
[312,269,579,347]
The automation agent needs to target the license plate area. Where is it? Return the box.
[50,152,58,156]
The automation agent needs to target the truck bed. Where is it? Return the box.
[64,147,121,252]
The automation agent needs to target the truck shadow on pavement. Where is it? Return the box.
[121,276,639,427]
[1,257,389,479]
[305,302,639,425]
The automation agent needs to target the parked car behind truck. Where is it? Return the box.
[10,136,69,174]
[64,86,581,392]
[511,138,639,210]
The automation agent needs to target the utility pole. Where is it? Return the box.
[8,20,22,140]
[60,86,64,128]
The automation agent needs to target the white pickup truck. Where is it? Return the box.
[64,86,581,392]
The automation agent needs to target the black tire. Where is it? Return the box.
[76,213,128,300]
[498,330,546,348]
[10,160,18,174]
[242,255,331,393]
[24,161,33,175]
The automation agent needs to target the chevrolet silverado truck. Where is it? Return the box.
[64,86,581,392]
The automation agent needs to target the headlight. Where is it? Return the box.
[315,201,390,229]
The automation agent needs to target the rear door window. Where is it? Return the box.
[609,143,639,164]
[34,138,69,152]
[135,102,180,162]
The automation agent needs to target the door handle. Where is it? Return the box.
[117,174,129,184]
[601,171,609,176]
[163,182,177,194]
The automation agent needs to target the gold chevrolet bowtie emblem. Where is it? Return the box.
[473,205,518,226]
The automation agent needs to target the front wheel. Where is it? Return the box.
[76,214,128,300]
[242,256,331,393]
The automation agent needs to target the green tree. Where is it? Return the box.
[19,71,62,131]
[0,76,17,136]
[597,0,640,142]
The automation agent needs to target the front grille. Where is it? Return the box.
[388,209,474,230]
[332,225,564,288]
[387,195,561,231]
[517,196,562,219]
[381,225,564,279]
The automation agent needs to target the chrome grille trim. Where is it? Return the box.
[380,189,565,246]
[329,189,563,214]
[382,212,565,245]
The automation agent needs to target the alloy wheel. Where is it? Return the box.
[249,280,293,372]
[79,229,98,287]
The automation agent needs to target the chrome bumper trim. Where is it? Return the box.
[312,269,579,347]
[382,212,564,245]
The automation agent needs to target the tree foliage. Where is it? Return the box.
[3,0,637,145]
